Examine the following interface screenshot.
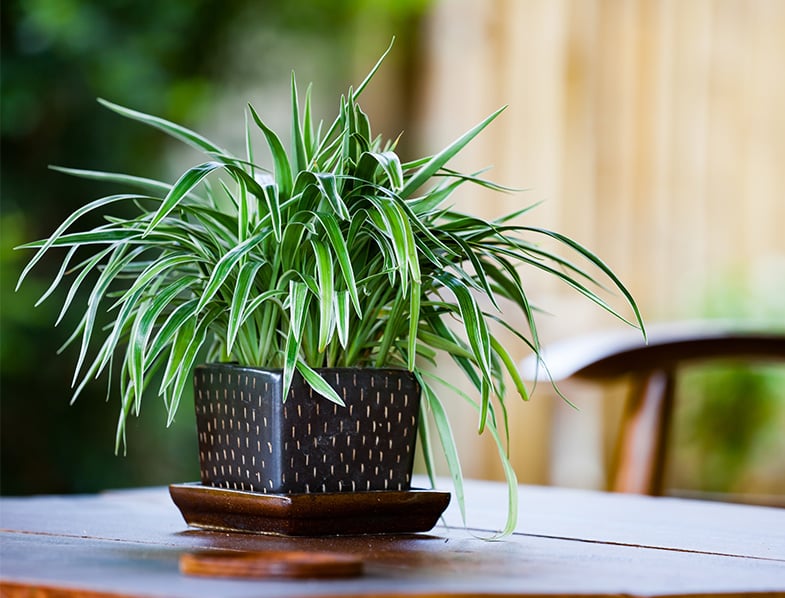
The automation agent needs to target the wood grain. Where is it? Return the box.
[1,479,783,597]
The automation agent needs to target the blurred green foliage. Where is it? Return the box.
[1,0,429,495]
[669,272,785,499]
[675,364,785,496]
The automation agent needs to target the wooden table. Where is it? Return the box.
[1,478,784,597]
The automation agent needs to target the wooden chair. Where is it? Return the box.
[520,322,785,498]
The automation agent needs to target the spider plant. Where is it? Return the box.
[16,44,644,535]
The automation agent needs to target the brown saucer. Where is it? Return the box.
[169,483,451,536]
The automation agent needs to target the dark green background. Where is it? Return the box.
[0,0,427,495]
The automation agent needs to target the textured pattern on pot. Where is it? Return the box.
[194,364,422,493]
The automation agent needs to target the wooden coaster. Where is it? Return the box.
[180,550,364,579]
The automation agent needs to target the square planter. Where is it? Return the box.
[194,364,421,494]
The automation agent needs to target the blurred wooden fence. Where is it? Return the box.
[410,0,785,489]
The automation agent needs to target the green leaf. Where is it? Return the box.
[16,229,139,250]
[295,361,345,406]
[115,384,135,453]
[354,38,395,98]
[524,227,646,337]
[486,420,519,539]
[312,212,361,316]
[357,151,404,191]
[16,195,146,289]
[147,299,200,368]
[33,245,79,307]
[489,334,530,402]
[248,104,293,200]
[109,253,196,311]
[352,103,372,146]
[49,166,172,196]
[314,173,350,220]
[98,98,235,161]
[437,273,493,383]
[407,280,420,370]
[164,308,220,425]
[400,106,506,200]
[436,273,494,432]
[418,374,466,525]
[145,162,223,236]
[52,246,114,328]
[482,254,539,348]
[442,232,500,311]
[130,275,199,371]
[227,261,264,353]
[365,196,420,292]
[158,312,197,400]
[259,182,282,243]
[417,327,474,360]
[195,228,268,313]
[374,291,407,368]
[302,83,315,161]
[282,281,309,402]
[416,398,437,489]
[70,246,140,388]
[420,369,518,538]
[244,110,256,179]
[238,289,285,330]
[334,290,351,349]
[311,239,335,352]
[236,173,250,243]
[290,72,307,173]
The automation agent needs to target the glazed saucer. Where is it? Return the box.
[169,482,451,536]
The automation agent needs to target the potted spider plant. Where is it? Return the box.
[16,44,643,535]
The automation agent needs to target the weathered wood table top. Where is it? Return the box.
[1,478,784,597]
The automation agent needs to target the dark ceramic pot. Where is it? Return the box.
[193,364,421,494]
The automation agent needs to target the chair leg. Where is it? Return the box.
[610,370,675,495]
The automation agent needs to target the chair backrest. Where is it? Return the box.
[520,322,785,497]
